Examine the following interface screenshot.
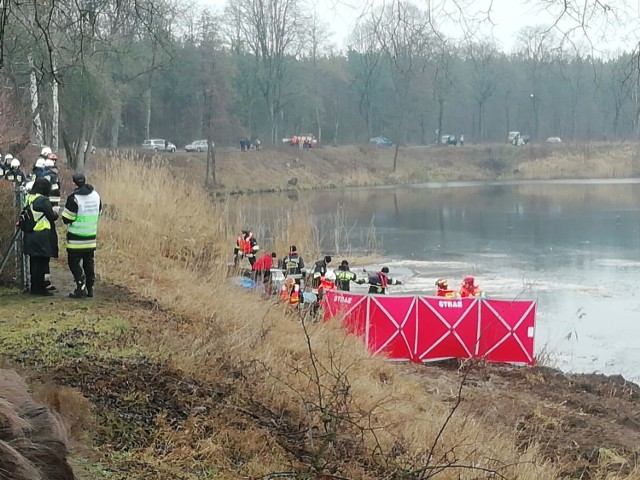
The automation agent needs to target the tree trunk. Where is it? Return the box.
[392,141,400,174]
[144,86,152,140]
[28,55,44,146]
[315,105,322,146]
[437,97,444,145]
[478,100,484,141]
[269,101,276,144]
[205,139,214,187]
[51,58,59,150]
[333,96,339,146]
[505,102,510,141]
[110,101,121,150]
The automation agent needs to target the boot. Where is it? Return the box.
[86,283,94,298]
[69,276,88,299]
[44,274,57,291]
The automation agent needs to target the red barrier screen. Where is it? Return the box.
[323,291,536,365]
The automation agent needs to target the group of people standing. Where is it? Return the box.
[234,231,485,315]
[233,231,404,311]
[239,138,260,151]
[435,276,483,298]
[1,146,101,299]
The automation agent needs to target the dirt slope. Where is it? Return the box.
[142,142,640,193]
[412,361,640,478]
[1,262,638,479]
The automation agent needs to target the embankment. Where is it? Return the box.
[1,156,640,478]
[153,142,640,193]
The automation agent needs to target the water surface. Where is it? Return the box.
[295,180,640,381]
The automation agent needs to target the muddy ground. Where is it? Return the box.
[411,361,640,478]
[0,262,638,479]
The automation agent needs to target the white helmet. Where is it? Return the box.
[44,158,55,168]
[35,158,45,168]
[10,158,20,168]
[40,146,52,157]
[4,154,13,161]
[24,181,34,192]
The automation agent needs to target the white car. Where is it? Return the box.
[546,136,562,144]
[142,139,176,153]
[185,140,211,152]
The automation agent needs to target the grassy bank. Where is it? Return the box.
[0,157,557,478]
[97,158,557,477]
[143,142,640,194]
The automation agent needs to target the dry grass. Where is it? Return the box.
[90,155,559,478]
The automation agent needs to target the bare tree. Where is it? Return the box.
[375,0,435,171]
[225,0,306,144]
[347,22,382,140]
[465,40,500,141]
[517,26,559,140]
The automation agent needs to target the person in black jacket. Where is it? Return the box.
[311,255,332,291]
[334,260,358,291]
[280,245,305,284]
[363,266,402,294]
[23,178,58,296]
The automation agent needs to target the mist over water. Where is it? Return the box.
[299,180,640,382]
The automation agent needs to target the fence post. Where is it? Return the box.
[14,187,26,291]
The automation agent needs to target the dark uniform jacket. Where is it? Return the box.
[23,195,59,258]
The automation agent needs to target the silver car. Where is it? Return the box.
[185,139,212,152]
[142,139,176,153]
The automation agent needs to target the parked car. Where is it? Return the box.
[185,140,211,152]
[546,136,562,143]
[508,131,520,143]
[369,136,393,147]
[142,139,176,153]
[284,134,318,148]
[440,134,457,146]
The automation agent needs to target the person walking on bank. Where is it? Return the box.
[62,173,101,299]
[23,178,58,296]
[334,260,359,291]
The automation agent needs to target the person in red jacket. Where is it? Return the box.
[459,275,482,298]
[253,251,277,294]
[280,276,300,306]
[233,229,259,267]
[435,278,456,297]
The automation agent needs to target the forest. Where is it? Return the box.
[0,0,638,170]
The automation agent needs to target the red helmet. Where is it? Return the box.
[463,275,475,285]
[435,278,448,289]
[49,153,57,161]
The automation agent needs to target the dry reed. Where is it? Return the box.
[93,155,558,478]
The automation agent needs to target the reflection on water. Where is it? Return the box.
[256,180,640,381]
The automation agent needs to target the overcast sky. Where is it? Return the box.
[198,0,639,54]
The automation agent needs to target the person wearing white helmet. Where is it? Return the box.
[32,157,46,180]
[4,157,26,185]
[43,158,61,209]
[1,153,12,176]
[40,146,52,158]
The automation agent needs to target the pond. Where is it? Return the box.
[289,179,640,381]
